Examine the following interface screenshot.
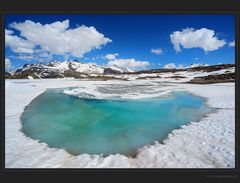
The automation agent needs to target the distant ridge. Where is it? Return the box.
[5,61,235,80]
[132,64,235,74]
[6,61,129,79]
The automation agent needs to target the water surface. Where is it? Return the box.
[21,89,214,156]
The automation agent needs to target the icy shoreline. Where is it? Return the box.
[5,79,235,168]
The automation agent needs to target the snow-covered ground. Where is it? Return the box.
[102,66,235,82]
[5,78,235,168]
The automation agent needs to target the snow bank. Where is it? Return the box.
[134,109,234,168]
[5,79,235,168]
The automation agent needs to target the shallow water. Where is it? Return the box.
[21,89,214,156]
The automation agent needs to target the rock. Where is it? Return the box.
[40,71,64,78]
[63,70,86,78]
[187,73,235,84]
[103,68,122,75]
[136,76,161,80]
[165,75,186,79]
[7,72,40,79]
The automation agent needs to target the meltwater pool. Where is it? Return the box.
[21,89,214,156]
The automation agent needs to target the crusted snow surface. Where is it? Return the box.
[5,79,235,168]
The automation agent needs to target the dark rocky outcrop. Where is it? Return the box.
[63,70,87,78]
[46,63,55,67]
[136,76,161,80]
[187,73,235,84]
[165,75,186,79]
[40,71,64,78]
[87,76,128,81]
[6,72,40,79]
[103,68,122,75]
[68,62,76,71]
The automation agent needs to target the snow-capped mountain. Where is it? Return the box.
[6,60,235,81]
[11,61,130,79]
[17,61,104,74]
[48,61,104,74]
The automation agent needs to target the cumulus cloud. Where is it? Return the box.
[163,63,179,69]
[108,58,150,70]
[228,41,235,47]
[105,53,150,70]
[11,51,53,62]
[5,58,13,70]
[163,62,209,69]
[177,64,185,69]
[5,29,35,54]
[194,57,200,60]
[186,62,209,68]
[6,19,112,58]
[151,48,163,55]
[105,53,119,60]
[170,28,226,53]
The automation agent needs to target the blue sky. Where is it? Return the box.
[5,14,235,71]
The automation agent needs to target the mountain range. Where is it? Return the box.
[5,61,235,81]
[6,61,132,79]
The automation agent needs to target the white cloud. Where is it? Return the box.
[177,64,185,69]
[10,50,53,62]
[6,19,112,58]
[105,53,119,60]
[107,58,150,70]
[163,62,209,69]
[170,28,226,53]
[228,41,235,47]
[105,53,150,70]
[5,29,35,53]
[194,57,199,60]
[163,63,178,69]
[5,58,13,70]
[13,54,34,60]
[186,63,209,68]
[151,48,163,55]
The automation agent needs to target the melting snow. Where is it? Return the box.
[5,78,235,168]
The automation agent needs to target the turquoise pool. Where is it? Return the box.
[21,89,214,156]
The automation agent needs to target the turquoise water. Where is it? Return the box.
[21,90,214,156]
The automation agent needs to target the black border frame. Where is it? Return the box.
[0,0,239,182]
